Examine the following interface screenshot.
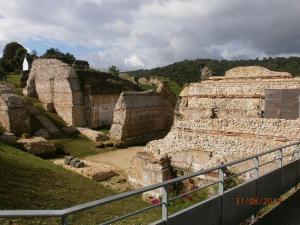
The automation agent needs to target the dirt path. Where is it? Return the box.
[84,146,143,171]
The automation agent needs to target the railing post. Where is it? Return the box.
[251,156,259,224]
[277,149,283,168]
[162,185,168,223]
[293,144,300,190]
[218,168,224,195]
[219,168,224,225]
[61,216,68,225]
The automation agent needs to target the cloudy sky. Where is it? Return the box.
[0,0,300,70]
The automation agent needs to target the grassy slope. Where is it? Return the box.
[0,142,162,225]
[155,76,183,96]
[0,142,210,225]
[138,76,183,96]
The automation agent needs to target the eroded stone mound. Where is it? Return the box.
[210,66,292,80]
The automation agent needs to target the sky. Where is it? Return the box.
[0,0,300,71]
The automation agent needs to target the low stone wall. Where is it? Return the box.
[182,79,300,98]
[0,85,30,135]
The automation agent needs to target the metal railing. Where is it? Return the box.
[1,141,300,225]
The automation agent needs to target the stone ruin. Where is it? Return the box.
[24,59,140,128]
[129,66,300,190]
[110,81,177,145]
[0,84,30,135]
[23,59,176,143]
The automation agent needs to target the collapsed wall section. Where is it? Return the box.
[77,70,141,128]
[0,85,30,135]
[110,82,176,144]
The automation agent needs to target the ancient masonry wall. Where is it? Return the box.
[109,85,176,144]
[128,66,300,190]
[85,94,120,128]
[24,59,86,126]
[0,85,30,135]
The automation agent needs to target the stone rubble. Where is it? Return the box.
[77,127,109,142]
[17,137,56,155]
[53,159,117,181]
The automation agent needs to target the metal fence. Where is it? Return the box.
[1,141,300,225]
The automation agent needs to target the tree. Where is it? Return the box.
[108,65,119,76]
[1,42,27,73]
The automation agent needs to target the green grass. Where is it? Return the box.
[155,76,183,95]
[139,84,155,91]
[0,125,5,135]
[0,74,23,95]
[138,77,182,95]
[52,135,114,158]
[5,74,21,87]
[0,142,162,225]
[0,142,211,225]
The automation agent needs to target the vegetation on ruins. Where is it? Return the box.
[127,57,300,86]
[41,48,76,65]
[108,65,120,76]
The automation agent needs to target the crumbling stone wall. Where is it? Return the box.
[128,66,300,189]
[110,81,177,144]
[24,59,141,128]
[24,59,86,126]
[0,85,30,135]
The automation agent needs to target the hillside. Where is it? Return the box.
[127,57,300,86]
[0,142,161,225]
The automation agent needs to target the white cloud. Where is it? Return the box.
[0,0,300,70]
[124,55,145,68]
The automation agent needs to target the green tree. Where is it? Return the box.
[108,65,120,76]
[1,42,27,73]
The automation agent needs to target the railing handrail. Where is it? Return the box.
[1,140,300,219]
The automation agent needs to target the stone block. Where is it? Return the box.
[17,137,56,155]
[77,127,109,142]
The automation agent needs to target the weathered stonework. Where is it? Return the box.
[110,81,177,145]
[17,137,56,155]
[24,59,85,126]
[24,59,141,129]
[0,84,30,135]
[128,66,300,189]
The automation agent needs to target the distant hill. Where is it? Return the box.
[127,57,300,86]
